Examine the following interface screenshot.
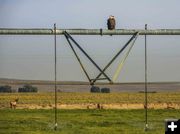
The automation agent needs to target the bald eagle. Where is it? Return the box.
[107,15,116,30]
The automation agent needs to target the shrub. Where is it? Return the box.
[18,84,38,92]
[90,86,100,93]
[101,88,110,93]
[0,85,12,93]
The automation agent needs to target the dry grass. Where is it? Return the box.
[0,92,180,109]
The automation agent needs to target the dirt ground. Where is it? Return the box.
[3,103,179,110]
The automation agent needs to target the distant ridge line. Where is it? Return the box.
[0,78,179,85]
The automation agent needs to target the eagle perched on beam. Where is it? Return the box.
[107,15,116,30]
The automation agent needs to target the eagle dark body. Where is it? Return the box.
[107,17,116,30]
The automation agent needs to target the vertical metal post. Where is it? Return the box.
[144,24,148,131]
[54,23,58,130]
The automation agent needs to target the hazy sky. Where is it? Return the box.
[0,0,180,82]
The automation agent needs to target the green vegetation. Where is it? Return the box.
[101,88,110,93]
[0,109,179,134]
[90,86,101,93]
[0,92,179,133]
[90,86,110,93]
[18,84,38,93]
[0,85,13,93]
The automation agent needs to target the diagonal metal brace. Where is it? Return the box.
[64,35,91,83]
[91,32,139,85]
[112,32,139,82]
[64,31,112,84]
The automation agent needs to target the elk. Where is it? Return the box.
[10,98,19,109]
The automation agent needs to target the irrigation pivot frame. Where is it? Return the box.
[1,27,180,131]
[1,28,180,35]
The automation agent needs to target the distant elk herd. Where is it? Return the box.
[9,99,104,109]
[8,99,176,109]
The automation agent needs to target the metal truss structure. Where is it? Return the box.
[1,26,180,131]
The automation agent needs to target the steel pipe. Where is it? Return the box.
[0,28,180,35]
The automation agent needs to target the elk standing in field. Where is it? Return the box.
[10,98,19,109]
[97,103,103,109]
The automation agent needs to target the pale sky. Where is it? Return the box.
[0,0,180,82]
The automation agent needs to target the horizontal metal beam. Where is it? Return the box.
[0,28,180,35]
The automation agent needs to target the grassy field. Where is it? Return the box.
[0,92,180,109]
[0,92,180,105]
[0,92,180,133]
[0,109,180,134]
